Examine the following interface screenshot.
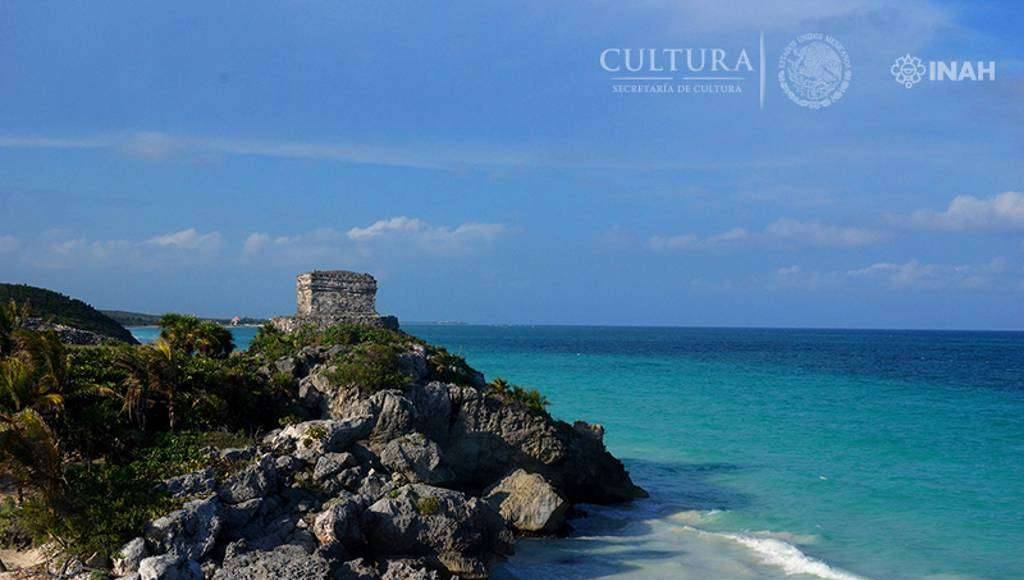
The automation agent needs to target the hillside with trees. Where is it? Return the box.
[0,284,136,344]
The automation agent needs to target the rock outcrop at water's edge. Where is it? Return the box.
[110,338,646,579]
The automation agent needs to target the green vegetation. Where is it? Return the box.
[158,314,235,359]
[489,377,550,414]
[0,284,136,344]
[325,342,409,392]
[0,302,290,558]
[426,346,477,385]
[248,322,407,361]
[0,298,552,560]
[416,495,440,516]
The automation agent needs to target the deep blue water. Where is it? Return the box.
[131,325,1024,579]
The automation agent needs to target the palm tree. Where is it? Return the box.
[158,313,203,354]
[13,330,71,405]
[489,377,511,394]
[0,355,65,415]
[0,300,30,358]
[0,408,63,501]
[159,314,234,358]
[0,331,69,502]
[118,338,182,431]
[194,321,234,359]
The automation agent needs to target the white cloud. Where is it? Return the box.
[242,233,270,256]
[774,258,1017,291]
[347,217,428,241]
[241,228,353,266]
[347,216,507,253]
[765,219,883,247]
[12,228,224,269]
[900,192,1024,232]
[147,228,222,252]
[648,233,700,251]
[243,217,508,266]
[0,131,823,172]
[650,219,881,252]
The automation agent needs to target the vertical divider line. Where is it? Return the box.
[760,32,766,110]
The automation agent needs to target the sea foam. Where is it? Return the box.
[717,532,866,580]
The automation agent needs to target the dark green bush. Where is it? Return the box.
[325,343,408,391]
[426,346,476,385]
[4,430,251,558]
[416,496,439,516]
[248,322,410,361]
[489,378,550,414]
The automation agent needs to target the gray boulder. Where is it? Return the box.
[397,344,429,383]
[313,452,359,481]
[379,433,452,485]
[355,468,398,503]
[217,447,256,463]
[312,494,364,550]
[407,382,453,444]
[161,469,216,499]
[370,391,417,443]
[113,537,149,576]
[145,496,222,561]
[381,560,441,580]
[218,454,279,504]
[335,558,379,579]
[138,554,202,580]
[485,469,568,534]
[445,384,647,504]
[212,544,331,579]
[269,418,373,459]
[362,484,512,578]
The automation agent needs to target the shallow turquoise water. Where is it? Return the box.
[131,325,1024,579]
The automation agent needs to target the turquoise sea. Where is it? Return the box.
[130,325,1024,579]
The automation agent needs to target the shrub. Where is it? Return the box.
[158,314,234,359]
[426,347,476,385]
[489,378,550,414]
[249,322,410,361]
[5,430,251,558]
[416,496,439,516]
[325,343,408,391]
[247,324,297,360]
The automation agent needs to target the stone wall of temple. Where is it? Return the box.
[272,270,398,332]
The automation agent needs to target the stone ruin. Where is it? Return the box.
[271,270,399,332]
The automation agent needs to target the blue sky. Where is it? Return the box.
[0,0,1021,329]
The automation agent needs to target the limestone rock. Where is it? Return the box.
[369,391,417,443]
[379,433,452,485]
[313,452,358,481]
[312,494,364,550]
[162,468,216,499]
[269,418,373,460]
[485,469,568,534]
[335,558,379,579]
[381,560,441,579]
[362,484,512,578]
[145,496,222,561]
[138,554,202,580]
[113,537,149,576]
[218,454,279,504]
[212,544,332,580]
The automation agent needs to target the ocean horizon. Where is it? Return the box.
[131,323,1024,579]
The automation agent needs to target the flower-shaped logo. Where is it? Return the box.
[891,54,926,88]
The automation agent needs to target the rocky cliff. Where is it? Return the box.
[111,335,645,580]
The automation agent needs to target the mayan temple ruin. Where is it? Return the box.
[271,270,399,332]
